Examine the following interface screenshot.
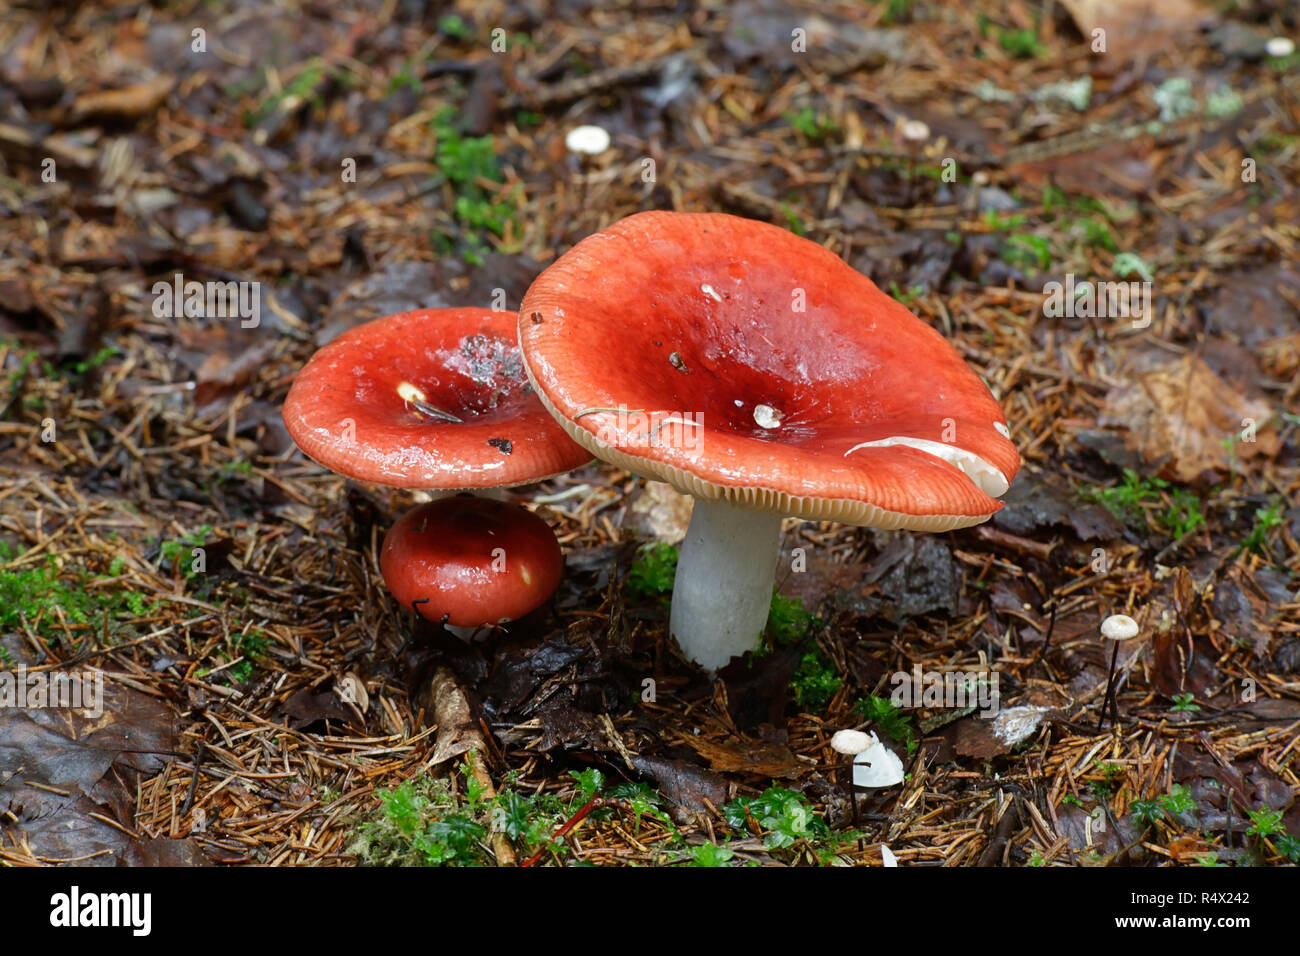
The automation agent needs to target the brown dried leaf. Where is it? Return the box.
[1058,0,1214,73]
[1150,627,1218,697]
[674,732,808,779]
[426,667,485,765]
[629,755,729,812]
[0,678,176,865]
[1099,352,1278,483]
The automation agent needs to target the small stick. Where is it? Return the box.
[180,740,205,816]
[1096,640,1121,732]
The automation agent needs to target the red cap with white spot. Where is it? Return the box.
[283,308,590,489]
[517,211,1019,670]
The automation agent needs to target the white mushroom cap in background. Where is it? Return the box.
[880,844,898,867]
[565,124,612,156]
[1266,37,1295,58]
[852,732,905,788]
[1101,614,1140,641]
[901,119,930,142]
[830,729,873,755]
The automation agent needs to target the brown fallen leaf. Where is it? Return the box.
[1150,625,1219,698]
[1008,140,1157,198]
[630,755,730,813]
[674,732,809,779]
[425,666,482,765]
[277,686,353,730]
[70,77,174,122]
[1059,0,1214,73]
[1098,351,1278,483]
[0,676,176,866]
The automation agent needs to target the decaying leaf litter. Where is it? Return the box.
[1,0,1298,867]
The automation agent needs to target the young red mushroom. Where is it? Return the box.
[380,496,563,628]
[518,211,1019,670]
[282,307,590,636]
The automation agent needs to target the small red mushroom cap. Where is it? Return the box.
[518,211,1020,531]
[282,308,590,489]
[380,497,563,626]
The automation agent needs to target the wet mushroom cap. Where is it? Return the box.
[518,211,1020,531]
[283,308,591,489]
[1101,614,1140,640]
[380,497,563,626]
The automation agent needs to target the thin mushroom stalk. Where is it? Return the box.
[669,499,783,671]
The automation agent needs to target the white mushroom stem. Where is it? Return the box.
[669,498,783,671]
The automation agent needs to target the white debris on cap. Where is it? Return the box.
[396,381,426,403]
[845,435,1009,498]
[880,844,898,867]
[901,119,930,142]
[565,125,611,156]
[1101,614,1140,641]
[993,422,1010,438]
[830,729,872,755]
[991,705,1050,748]
[753,404,783,429]
[852,733,905,788]
[1266,37,1295,58]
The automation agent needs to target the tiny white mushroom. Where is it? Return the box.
[1266,37,1295,58]
[830,729,873,755]
[852,732,905,788]
[565,124,611,156]
[1101,614,1140,641]
[901,119,930,142]
[1096,614,1140,731]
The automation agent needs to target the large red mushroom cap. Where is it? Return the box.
[518,211,1019,530]
[283,308,590,489]
[380,497,563,626]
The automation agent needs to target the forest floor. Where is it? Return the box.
[1,0,1298,867]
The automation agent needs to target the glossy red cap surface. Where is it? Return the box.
[380,497,563,626]
[283,308,591,489]
[518,211,1020,531]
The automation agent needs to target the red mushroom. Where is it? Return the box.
[380,496,563,628]
[282,307,588,638]
[518,211,1019,669]
[282,307,590,491]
